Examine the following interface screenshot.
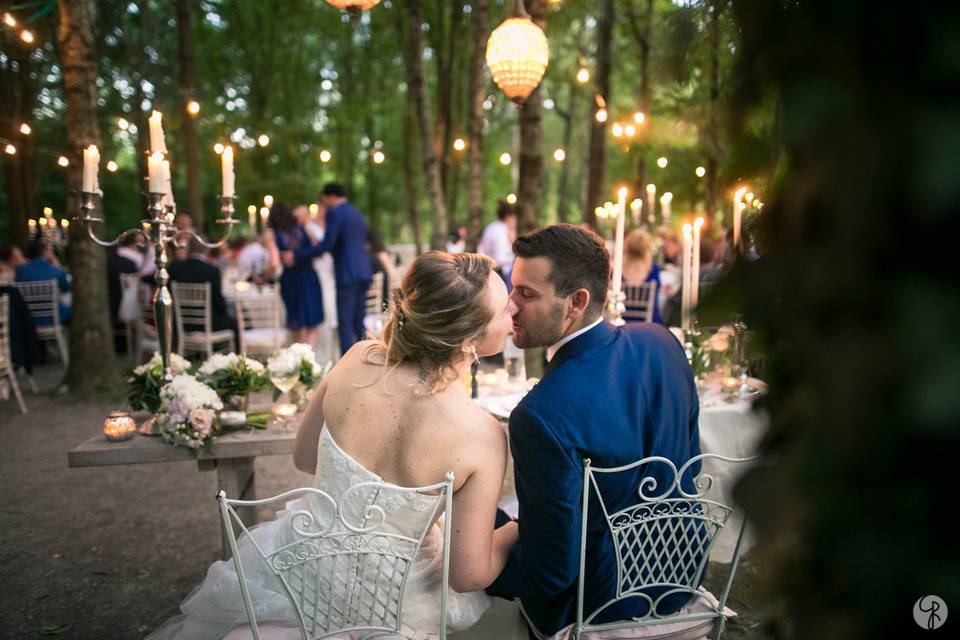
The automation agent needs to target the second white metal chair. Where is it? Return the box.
[0,294,27,413]
[218,472,455,639]
[572,453,757,640]
[171,281,235,358]
[13,279,69,366]
[363,272,386,338]
[621,282,657,324]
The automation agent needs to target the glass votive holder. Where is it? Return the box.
[271,402,298,431]
[103,411,136,441]
[721,375,741,399]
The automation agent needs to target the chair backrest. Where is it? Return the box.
[136,281,158,333]
[576,453,757,636]
[0,294,11,368]
[236,288,284,354]
[218,473,455,640]
[171,281,212,336]
[622,282,656,323]
[13,279,60,326]
[365,272,385,317]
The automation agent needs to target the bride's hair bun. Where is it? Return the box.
[379,251,495,394]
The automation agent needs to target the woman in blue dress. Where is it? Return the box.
[268,202,324,345]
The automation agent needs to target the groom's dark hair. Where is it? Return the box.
[513,224,610,317]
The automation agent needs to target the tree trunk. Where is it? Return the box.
[58,0,120,393]
[704,0,722,219]
[464,0,488,252]
[402,0,448,250]
[401,93,423,255]
[176,0,203,230]
[0,41,37,249]
[624,0,654,207]
[517,0,547,235]
[584,0,614,228]
[555,68,578,224]
[438,2,462,227]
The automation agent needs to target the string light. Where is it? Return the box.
[633,112,645,124]
[372,150,385,164]
[695,166,706,178]
[553,148,566,162]
[117,118,129,130]
[576,67,590,84]
[263,195,274,207]
[19,29,34,44]
[3,13,16,27]
[4,144,16,155]
[505,193,517,205]
[19,123,31,135]
[106,160,118,172]
[257,134,270,147]
[452,138,466,152]
[186,100,200,115]
[213,143,225,155]
[319,149,332,163]
[611,122,624,137]
[499,152,512,165]
[595,108,608,123]
[57,156,69,167]
[657,157,668,168]
[624,124,636,137]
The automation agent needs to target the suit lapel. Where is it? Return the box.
[543,321,616,377]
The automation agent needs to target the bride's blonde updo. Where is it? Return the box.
[365,251,497,395]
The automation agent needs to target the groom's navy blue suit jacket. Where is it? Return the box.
[487,321,702,636]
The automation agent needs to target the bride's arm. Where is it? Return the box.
[447,417,518,593]
[293,377,328,473]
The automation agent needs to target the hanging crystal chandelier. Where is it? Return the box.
[485,0,550,105]
[325,0,382,14]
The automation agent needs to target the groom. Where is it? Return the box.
[487,224,702,637]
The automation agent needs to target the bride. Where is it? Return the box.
[149,251,519,639]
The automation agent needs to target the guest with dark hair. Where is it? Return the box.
[280,182,372,354]
[167,237,236,339]
[15,240,71,324]
[270,201,325,346]
[106,235,141,322]
[366,228,394,305]
[0,244,26,283]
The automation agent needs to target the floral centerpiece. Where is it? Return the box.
[196,353,268,410]
[156,374,224,450]
[126,351,192,414]
[688,325,734,379]
[267,343,331,409]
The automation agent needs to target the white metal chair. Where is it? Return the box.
[13,279,68,366]
[133,281,160,364]
[0,294,27,413]
[363,272,386,338]
[217,472,455,640]
[574,453,757,640]
[171,281,235,358]
[116,273,141,362]
[235,287,289,358]
[622,282,656,324]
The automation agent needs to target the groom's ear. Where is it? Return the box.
[568,288,591,319]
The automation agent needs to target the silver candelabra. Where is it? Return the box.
[73,190,238,377]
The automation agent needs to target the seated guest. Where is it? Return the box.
[1,244,26,283]
[658,228,682,266]
[621,228,663,324]
[15,240,71,324]
[237,233,272,281]
[166,238,236,339]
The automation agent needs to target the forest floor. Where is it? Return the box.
[0,362,790,640]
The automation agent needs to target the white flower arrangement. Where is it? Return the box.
[196,352,268,403]
[126,352,192,414]
[268,343,328,389]
[157,374,224,450]
[197,353,265,378]
[133,351,191,377]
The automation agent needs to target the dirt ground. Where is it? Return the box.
[0,363,789,640]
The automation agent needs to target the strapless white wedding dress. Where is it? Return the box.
[148,428,491,639]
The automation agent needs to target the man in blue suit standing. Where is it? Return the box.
[486,224,702,637]
[281,183,372,354]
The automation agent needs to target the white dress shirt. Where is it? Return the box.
[546,316,605,362]
[477,220,514,271]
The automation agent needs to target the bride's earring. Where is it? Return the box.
[468,345,480,365]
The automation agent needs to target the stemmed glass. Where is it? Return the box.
[270,368,300,431]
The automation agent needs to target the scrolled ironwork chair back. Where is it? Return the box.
[218,472,455,640]
[576,453,757,639]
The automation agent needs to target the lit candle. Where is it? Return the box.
[81,145,99,193]
[28,219,36,231]
[147,151,165,193]
[660,192,673,223]
[221,145,235,197]
[103,411,136,441]
[646,184,657,226]
[691,217,705,310]
[733,187,747,251]
[611,187,627,297]
[148,110,167,154]
[247,205,256,230]
[272,402,298,419]
[260,206,269,228]
[630,199,642,226]
[681,223,693,333]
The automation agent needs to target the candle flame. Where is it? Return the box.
[646,183,656,194]
[694,217,705,231]
[617,186,628,200]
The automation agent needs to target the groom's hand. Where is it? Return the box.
[281,250,294,267]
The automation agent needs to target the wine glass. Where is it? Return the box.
[270,368,300,431]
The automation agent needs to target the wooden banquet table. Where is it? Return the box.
[68,420,298,557]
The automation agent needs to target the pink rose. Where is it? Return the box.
[189,408,216,435]
[708,333,730,352]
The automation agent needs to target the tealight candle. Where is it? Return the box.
[103,411,136,441]
[721,376,741,396]
[272,402,298,419]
